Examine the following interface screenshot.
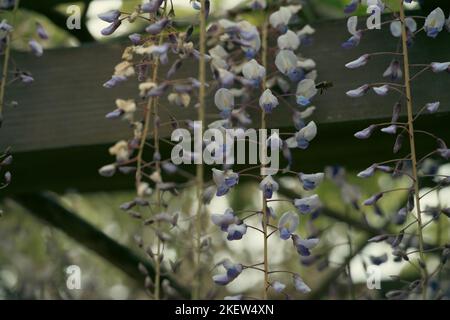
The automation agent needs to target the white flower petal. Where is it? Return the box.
[345,54,369,69]
[242,59,266,81]
[347,16,358,35]
[296,79,317,99]
[300,121,317,141]
[373,85,389,96]
[390,21,402,37]
[214,88,234,110]
[275,50,298,75]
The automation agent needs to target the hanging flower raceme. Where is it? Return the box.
[106,99,136,120]
[97,1,219,299]
[206,1,321,298]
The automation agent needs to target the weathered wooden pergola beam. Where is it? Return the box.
[1,16,449,193]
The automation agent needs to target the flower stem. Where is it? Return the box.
[192,0,207,300]
[136,2,167,299]
[260,20,269,301]
[399,1,428,299]
[0,0,20,127]
[153,63,163,302]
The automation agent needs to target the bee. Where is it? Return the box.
[315,81,334,95]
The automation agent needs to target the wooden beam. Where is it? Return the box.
[1,17,449,193]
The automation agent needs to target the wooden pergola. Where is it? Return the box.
[1,15,449,298]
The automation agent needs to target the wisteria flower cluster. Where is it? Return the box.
[98,0,210,299]
[344,0,450,299]
[206,0,324,299]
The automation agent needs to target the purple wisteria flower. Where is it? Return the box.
[103,75,127,89]
[207,2,322,298]
[259,175,279,199]
[354,124,377,139]
[269,7,292,34]
[424,8,446,38]
[259,89,279,113]
[36,22,49,40]
[211,209,247,241]
[212,168,239,196]
[142,0,164,13]
[285,121,317,149]
[28,40,43,57]
[128,33,141,45]
[212,260,243,285]
[226,223,247,241]
[363,193,383,206]
[211,209,240,230]
[431,62,450,73]
[214,88,234,118]
[342,16,362,49]
[294,195,321,214]
[271,281,286,293]
[296,79,318,106]
[373,84,390,96]
[101,20,121,36]
[298,172,324,190]
[344,0,359,14]
[278,211,299,240]
[346,84,369,98]
[98,10,121,23]
[292,235,319,256]
[275,50,304,82]
[345,54,370,69]
[293,274,311,293]
[0,19,13,32]
[146,18,170,35]
[383,60,402,80]
[242,59,266,87]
